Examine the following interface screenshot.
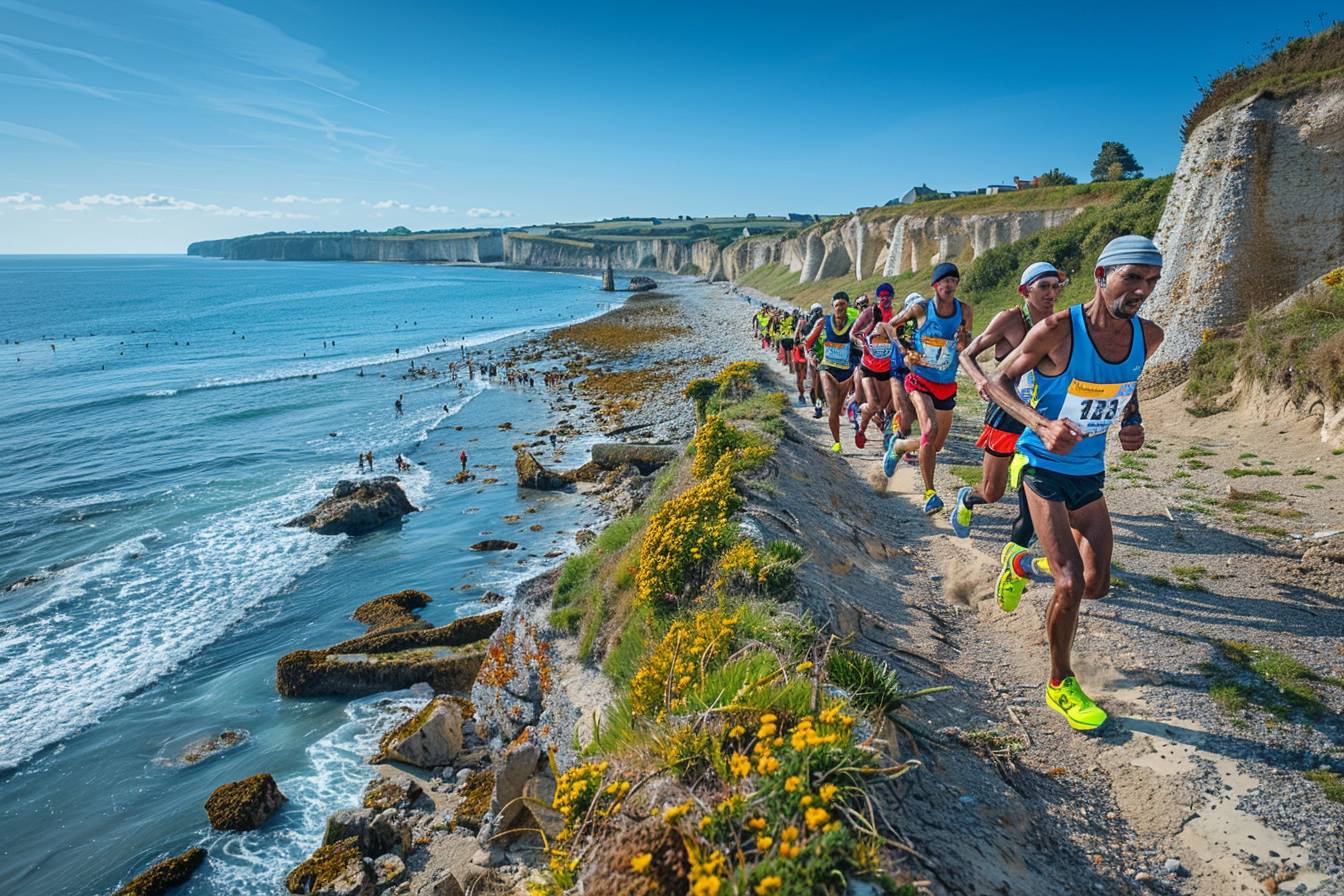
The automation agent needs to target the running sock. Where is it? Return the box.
[1049,678,1062,688]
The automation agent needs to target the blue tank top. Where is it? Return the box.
[1017,304,1147,476]
[820,314,855,370]
[912,299,963,384]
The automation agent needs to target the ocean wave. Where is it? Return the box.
[0,486,336,772]
[143,389,178,397]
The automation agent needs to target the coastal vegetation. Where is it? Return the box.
[536,362,927,895]
[1186,267,1344,415]
[1182,20,1344,140]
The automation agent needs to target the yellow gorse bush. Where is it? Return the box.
[636,463,742,609]
[628,606,741,721]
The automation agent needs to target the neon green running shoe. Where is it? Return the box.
[1008,452,1029,492]
[831,441,842,454]
[1046,676,1108,731]
[995,542,1029,613]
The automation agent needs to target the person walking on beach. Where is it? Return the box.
[357,453,366,472]
[366,451,375,471]
[459,449,468,472]
[395,395,404,416]
[986,235,1164,732]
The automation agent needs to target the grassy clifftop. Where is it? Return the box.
[1183,21,1344,140]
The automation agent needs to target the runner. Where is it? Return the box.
[985,235,1164,731]
[881,263,971,514]
[802,291,858,453]
[793,303,823,406]
[852,285,898,449]
[949,261,1065,539]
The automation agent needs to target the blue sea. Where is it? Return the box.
[0,256,617,894]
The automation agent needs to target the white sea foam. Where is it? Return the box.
[0,489,335,771]
[143,389,178,397]
[10,531,162,620]
[198,689,428,894]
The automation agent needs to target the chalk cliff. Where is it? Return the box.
[188,233,504,263]
[1145,81,1344,366]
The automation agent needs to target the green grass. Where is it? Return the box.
[1202,640,1344,721]
[1148,574,1171,587]
[1293,467,1316,476]
[1225,467,1283,478]
[1183,22,1344,141]
[961,729,1026,760]
[1238,452,1257,460]
[1179,446,1217,459]
[1326,474,1339,481]
[1305,483,1325,490]
[825,649,949,717]
[1243,523,1290,537]
[950,465,984,487]
[1305,769,1344,805]
[1186,459,1212,470]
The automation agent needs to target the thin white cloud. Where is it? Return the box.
[107,215,160,224]
[267,194,341,205]
[51,192,312,219]
[467,207,514,218]
[414,204,453,214]
[0,192,42,203]
[0,118,76,147]
[366,199,409,210]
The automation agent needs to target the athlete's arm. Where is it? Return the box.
[957,308,1015,396]
[1118,319,1166,451]
[887,303,925,367]
[851,306,877,341]
[986,311,1086,454]
[803,319,824,349]
[957,302,973,350]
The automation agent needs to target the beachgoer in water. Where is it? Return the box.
[459,449,468,472]
[358,453,366,472]
[395,395,404,416]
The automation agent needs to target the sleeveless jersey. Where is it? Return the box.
[912,299,963,384]
[1017,304,1147,476]
[820,314,855,371]
[861,332,894,372]
[983,310,1038,433]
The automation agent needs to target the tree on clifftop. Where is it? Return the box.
[1091,142,1143,181]
[1038,168,1078,186]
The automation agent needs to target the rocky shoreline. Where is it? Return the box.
[112,276,761,896]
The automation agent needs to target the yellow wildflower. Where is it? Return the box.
[805,807,830,829]
[728,752,751,779]
[784,775,801,792]
[795,660,814,672]
[757,722,777,738]
[747,816,766,831]
[819,783,838,802]
[663,801,692,822]
[631,853,652,873]
[728,724,746,738]
[755,875,782,894]
[756,835,773,850]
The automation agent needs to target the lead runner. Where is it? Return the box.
[985,235,1165,732]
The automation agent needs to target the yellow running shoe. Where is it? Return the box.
[1046,677,1108,731]
[831,442,842,454]
[1008,452,1029,492]
[995,542,1028,612]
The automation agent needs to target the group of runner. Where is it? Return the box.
[750,234,1167,733]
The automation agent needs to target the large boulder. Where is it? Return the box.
[323,808,412,858]
[204,773,286,831]
[167,729,248,767]
[276,612,501,698]
[514,450,601,490]
[375,696,463,768]
[589,443,678,474]
[286,838,374,896]
[351,589,432,635]
[113,847,207,896]
[469,540,517,552]
[284,477,418,536]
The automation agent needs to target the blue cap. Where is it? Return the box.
[1097,235,1163,268]
[1020,261,1063,287]
[875,281,894,298]
[930,262,959,286]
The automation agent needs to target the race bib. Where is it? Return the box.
[822,340,851,369]
[1059,379,1136,436]
[1016,369,1037,406]
[920,336,953,370]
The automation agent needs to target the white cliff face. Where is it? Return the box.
[881,208,1083,277]
[1146,86,1344,366]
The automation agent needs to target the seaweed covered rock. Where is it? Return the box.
[589,442,678,474]
[451,769,495,833]
[375,696,463,768]
[285,837,373,895]
[322,809,412,859]
[514,450,602,490]
[580,818,689,896]
[113,846,206,896]
[469,540,518,552]
[284,477,418,536]
[276,611,501,698]
[352,589,431,634]
[167,729,248,767]
[204,773,286,831]
[361,775,424,811]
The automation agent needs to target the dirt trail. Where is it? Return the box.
[746,356,1344,896]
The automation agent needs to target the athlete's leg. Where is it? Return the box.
[932,408,954,452]
[1023,486,1086,683]
[890,377,915,437]
[908,390,938,492]
[821,372,847,445]
[1073,495,1114,600]
[857,375,886,438]
[974,453,1013,505]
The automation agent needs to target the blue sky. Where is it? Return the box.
[1,0,1336,252]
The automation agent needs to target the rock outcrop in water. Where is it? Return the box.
[275,610,501,698]
[204,773,287,831]
[1145,84,1344,369]
[113,847,207,896]
[284,477,418,536]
